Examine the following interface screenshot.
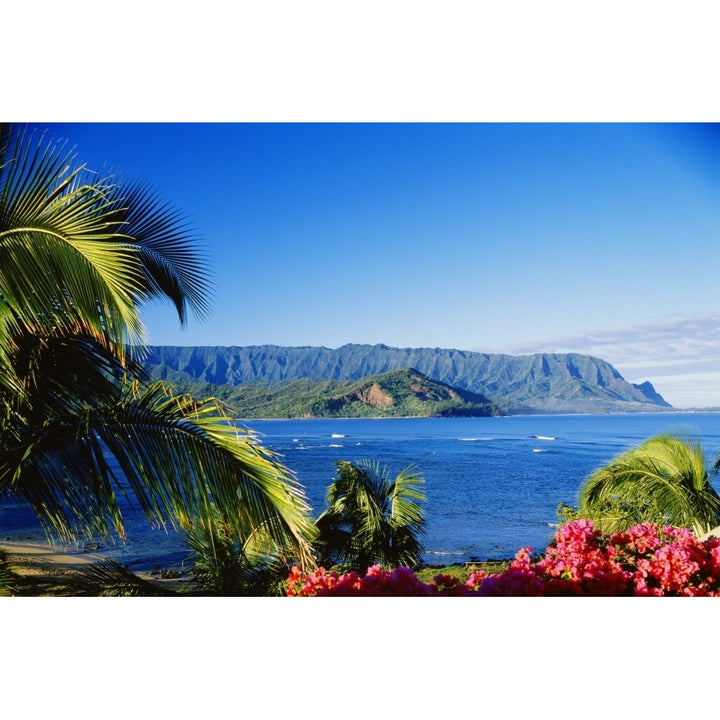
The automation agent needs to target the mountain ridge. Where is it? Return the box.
[143,343,672,414]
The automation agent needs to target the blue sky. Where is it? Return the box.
[34,122,720,407]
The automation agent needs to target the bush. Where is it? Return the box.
[286,519,720,596]
[286,563,472,596]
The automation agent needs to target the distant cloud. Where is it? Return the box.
[481,312,720,409]
[639,372,720,409]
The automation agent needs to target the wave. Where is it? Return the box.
[532,435,556,440]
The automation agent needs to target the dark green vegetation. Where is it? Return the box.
[0,124,315,576]
[315,460,427,570]
[161,367,499,418]
[145,344,672,415]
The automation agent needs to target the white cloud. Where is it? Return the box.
[639,372,720,409]
[481,312,720,409]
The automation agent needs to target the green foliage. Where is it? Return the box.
[183,505,301,596]
[558,498,662,530]
[184,515,245,596]
[315,460,427,571]
[577,433,720,535]
[556,503,581,525]
[156,368,499,419]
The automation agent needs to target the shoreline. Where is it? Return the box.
[0,541,192,596]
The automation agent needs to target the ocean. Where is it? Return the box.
[3,412,720,571]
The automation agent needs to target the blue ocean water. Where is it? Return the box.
[3,412,720,570]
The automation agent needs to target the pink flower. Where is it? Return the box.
[286,521,720,596]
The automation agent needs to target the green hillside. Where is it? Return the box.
[161,367,499,418]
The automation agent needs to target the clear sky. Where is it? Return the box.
[30,122,720,408]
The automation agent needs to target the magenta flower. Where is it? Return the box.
[286,520,720,596]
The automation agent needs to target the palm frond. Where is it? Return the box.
[579,434,720,535]
[4,378,316,566]
[0,124,147,383]
[105,180,213,324]
[391,464,427,528]
[0,124,215,382]
[69,558,178,597]
[184,508,292,596]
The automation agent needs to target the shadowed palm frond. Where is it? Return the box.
[104,180,213,325]
[184,508,294,596]
[0,552,20,595]
[68,558,179,597]
[3,378,316,566]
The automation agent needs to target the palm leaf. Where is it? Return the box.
[0,124,213,381]
[4,378,316,566]
[66,558,178,597]
[579,434,720,535]
[0,124,146,386]
[105,180,213,324]
[183,507,293,595]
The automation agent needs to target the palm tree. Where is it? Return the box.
[0,123,315,568]
[183,502,293,596]
[315,460,426,571]
[578,433,720,535]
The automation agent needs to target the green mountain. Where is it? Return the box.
[144,343,672,415]
[159,367,499,419]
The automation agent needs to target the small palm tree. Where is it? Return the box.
[578,433,720,535]
[315,460,426,571]
[184,505,293,596]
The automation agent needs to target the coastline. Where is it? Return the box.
[0,541,191,596]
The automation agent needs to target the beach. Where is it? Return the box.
[0,541,190,596]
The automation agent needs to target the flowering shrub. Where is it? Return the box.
[286,520,720,596]
[286,564,461,596]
